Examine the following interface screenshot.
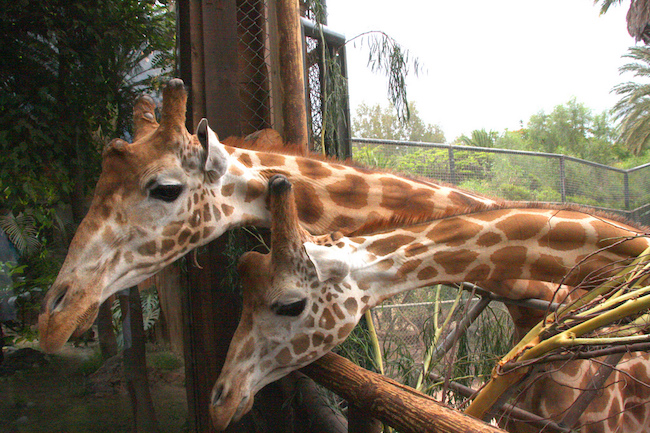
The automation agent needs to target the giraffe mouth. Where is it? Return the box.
[39,297,100,353]
[210,383,254,431]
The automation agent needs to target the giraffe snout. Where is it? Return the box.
[210,380,252,431]
[41,283,70,314]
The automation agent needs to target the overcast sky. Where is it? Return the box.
[325,0,637,141]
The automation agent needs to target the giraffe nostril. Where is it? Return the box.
[211,384,224,406]
[50,285,69,312]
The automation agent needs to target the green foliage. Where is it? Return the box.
[353,102,445,142]
[0,0,175,316]
[350,33,424,123]
[458,129,499,148]
[110,287,161,349]
[522,99,624,163]
[612,46,650,155]
[149,351,183,371]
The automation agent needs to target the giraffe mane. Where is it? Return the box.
[348,201,650,237]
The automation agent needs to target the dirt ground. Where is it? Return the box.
[0,342,188,433]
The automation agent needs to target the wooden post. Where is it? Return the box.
[302,352,506,433]
[120,287,160,433]
[275,0,308,146]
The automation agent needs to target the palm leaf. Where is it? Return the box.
[0,212,41,256]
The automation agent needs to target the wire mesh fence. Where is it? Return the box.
[361,287,513,395]
[352,137,650,226]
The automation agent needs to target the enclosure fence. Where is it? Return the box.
[352,137,650,227]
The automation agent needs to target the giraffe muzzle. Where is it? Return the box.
[209,382,254,431]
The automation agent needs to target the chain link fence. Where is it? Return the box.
[352,137,650,226]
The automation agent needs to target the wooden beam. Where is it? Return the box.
[301,352,506,433]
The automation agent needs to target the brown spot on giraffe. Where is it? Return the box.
[396,258,423,281]
[275,347,292,366]
[244,179,265,203]
[161,239,176,256]
[496,213,548,240]
[337,322,355,339]
[238,153,253,168]
[446,190,482,208]
[433,249,480,275]
[138,240,158,257]
[417,266,438,280]
[326,174,370,209]
[291,334,310,355]
[221,183,235,197]
[319,308,336,330]
[476,232,502,247]
[379,177,435,214]
[257,152,286,168]
[178,228,192,245]
[490,246,527,280]
[237,337,256,362]
[404,242,427,257]
[222,204,234,217]
[425,218,481,247]
[366,234,416,256]
[293,180,324,225]
[465,264,491,281]
[344,297,358,316]
[296,158,333,180]
[539,221,586,251]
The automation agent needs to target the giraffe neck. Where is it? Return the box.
[221,144,498,235]
[307,206,649,310]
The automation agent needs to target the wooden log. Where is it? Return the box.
[301,352,505,433]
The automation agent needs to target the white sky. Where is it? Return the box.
[325,0,637,141]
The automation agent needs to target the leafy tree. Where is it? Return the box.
[458,129,499,148]
[0,0,174,282]
[612,46,650,155]
[352,102,445,142]
[520,99,624,163]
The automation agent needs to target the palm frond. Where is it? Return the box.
[0,212,41,256]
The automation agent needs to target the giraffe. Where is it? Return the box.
[35,79,647,429]
[38,78,509,353]
[209,174,650,431]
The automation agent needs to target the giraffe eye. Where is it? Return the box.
[150,184,184,202]
[271,298,307,317]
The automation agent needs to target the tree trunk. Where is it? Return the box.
[97,300,118,359]
[120,287,160,433]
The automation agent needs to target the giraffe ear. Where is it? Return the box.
[196,118,229,178]
[304,242,350,284]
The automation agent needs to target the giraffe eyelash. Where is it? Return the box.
[271,298,307,317]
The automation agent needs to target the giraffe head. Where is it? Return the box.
[210,175,371,430]
[38,79,243,353]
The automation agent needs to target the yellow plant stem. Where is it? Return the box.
[416,285,463,391]
[364,310,384,375]
[465,289,650,419]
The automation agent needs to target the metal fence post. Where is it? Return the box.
[624,171,630,210]
[559,155,567,203]
[448,144,456,185]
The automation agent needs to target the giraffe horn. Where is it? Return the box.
[268,175,305,252]
[132,94,158,141]
[159,78,188,132]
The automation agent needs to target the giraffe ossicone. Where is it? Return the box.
[209,174,650,431]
